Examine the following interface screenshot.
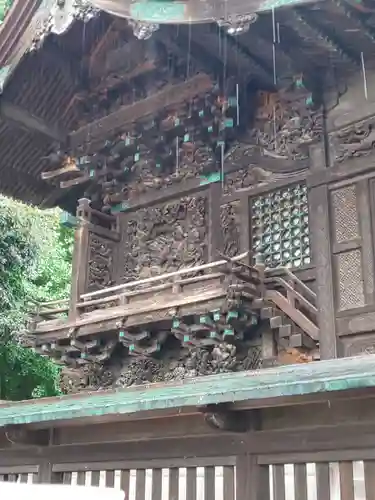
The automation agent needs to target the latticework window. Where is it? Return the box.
[251,184,310,268]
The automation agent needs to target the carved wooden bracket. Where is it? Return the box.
[199,403,261,432]
[2,426,50,447]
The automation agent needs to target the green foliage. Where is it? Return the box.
[0,196,74,400]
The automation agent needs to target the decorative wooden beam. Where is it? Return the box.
[93,60,156,94]
[2,426,50,447]
[200,404,260,432]
[41,161,80,181]
[0,100,67,143]
[69,73,213,151]
[92,39,149,79]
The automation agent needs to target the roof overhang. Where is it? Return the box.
[1,355,375,428]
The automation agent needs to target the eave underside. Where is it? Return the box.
[0,0,374,209]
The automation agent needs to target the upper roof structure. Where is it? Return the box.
[0,0,373,209]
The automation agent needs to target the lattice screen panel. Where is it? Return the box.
[251,184,310,268]
[336,250,365,311]
[332,185,360,243]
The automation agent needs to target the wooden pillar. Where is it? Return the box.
[236,454,270,500]
[239,192,251,266]
[208,182,223,261]
[37,462,55,483]
[308,143,337,359]
[69,198,90,320]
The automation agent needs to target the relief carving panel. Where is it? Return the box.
[220,201,241,258]
[87,234,114,291]
[122,195,208,281]
[344,334,375,357]
[330,116,375,165]
[253,88,323,162]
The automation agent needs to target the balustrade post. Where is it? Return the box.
[69,198,91,321]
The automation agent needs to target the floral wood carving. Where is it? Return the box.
[330,117,375,164]
[223,164,274,195]
[220,202,241,257]
[60,364,113,394]
[118,143,215,203]
[345,336,375,357]
[122,196,208,281]
[87,235,114,291]
[252,87,323,162]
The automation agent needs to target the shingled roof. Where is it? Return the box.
[0,0,373,210]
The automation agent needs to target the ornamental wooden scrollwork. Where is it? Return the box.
[87,235,114,291]
[122,195,208,281]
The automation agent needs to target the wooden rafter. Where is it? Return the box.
[0,100,67,143]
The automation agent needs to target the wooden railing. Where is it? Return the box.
[27,253,319,351]
[28,251,258,324]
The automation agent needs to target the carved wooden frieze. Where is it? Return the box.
[122,195,208,281]
[252,87,323,163]
[329,116,375,165]
[223,164,274,195]
[87,234,114,291]
[220,201,241,258]
[344,334,375,357]
[115,142,216,203]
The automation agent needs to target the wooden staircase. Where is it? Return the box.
[259,266,320,363]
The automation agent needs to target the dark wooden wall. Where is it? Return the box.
[307,71,375,359]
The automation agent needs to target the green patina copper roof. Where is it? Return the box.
[0,355,375,426]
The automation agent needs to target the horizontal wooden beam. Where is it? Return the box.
[41,161,80,181]
[69,73,212,151]
[0,100,67,143]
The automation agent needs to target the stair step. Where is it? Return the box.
[270,315,283,329]
[289,332,317,350]
[278,337,290,349]
[261,307,275,319]
[279,324,292,338]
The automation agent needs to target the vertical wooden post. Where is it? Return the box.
[308,183,337,359]
[38,459,62,484]
[357,179,375,305]
[69,198,91,320]
[239,193,251,266]
[236,454,270,500]
[208,182,223,261]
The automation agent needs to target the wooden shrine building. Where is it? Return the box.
[3,0,375,498]
[9,0,375,383]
